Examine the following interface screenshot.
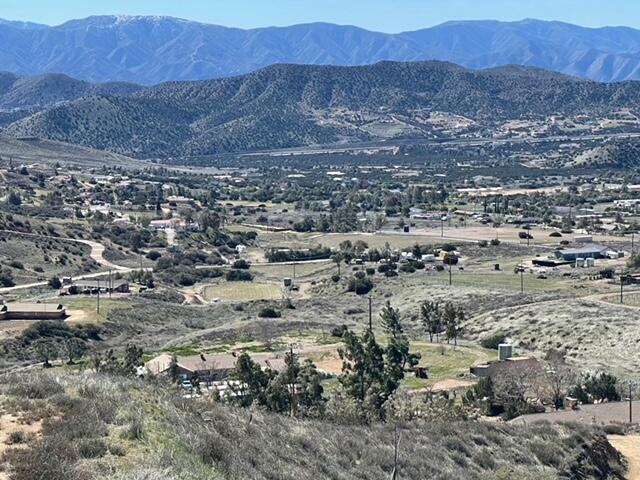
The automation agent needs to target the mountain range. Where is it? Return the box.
[1,16,640,84]
[4,61,640,158]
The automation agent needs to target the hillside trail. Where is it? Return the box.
[608,435,640,480]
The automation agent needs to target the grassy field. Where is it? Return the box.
[252,261,334,281]
[202,282,283,302]
[62,296,132,324]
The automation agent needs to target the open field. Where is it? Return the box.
[251,260,334,281]
[202,282,283,302]
[63,296,132,325]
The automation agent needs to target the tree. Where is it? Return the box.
[381,302,420,399]
[33,339,58,368]
[233,353,271,407]
[168,354,180,383]
[420,301,442,342]
[123,344,143,375]
[48,276,62,290]
[331,252,344,278]
[442,303,462,347]
[339,303,418,420]
[63,338,87,364]
[6,191,21,206]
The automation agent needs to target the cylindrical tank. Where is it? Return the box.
[498,344,513,361]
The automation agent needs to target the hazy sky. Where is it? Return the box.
[2,0,640,31]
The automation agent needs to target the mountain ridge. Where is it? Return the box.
[4,60,640,158]
[1,16,640,83]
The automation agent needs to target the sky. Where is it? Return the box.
[1,0,640,31]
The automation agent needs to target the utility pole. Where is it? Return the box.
[520,268,524,294]
[368,296,373,332]
[109,269,112,299]
[621,270,625,304]
[289,344,296,418]
[629,382,633,424]
[96,278,100,314]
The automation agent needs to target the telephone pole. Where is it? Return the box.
[629,382,633,424]
[96,278,100,314]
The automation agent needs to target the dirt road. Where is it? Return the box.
[609,435,640,480]
[0,230,133,293]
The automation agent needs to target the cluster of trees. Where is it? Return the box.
[92,344,144,376]
[231,351,325,416]
[203,302,420,422]
[420,301,465,346]
[337,303,420,420]
[154,250,224,286]
[266,246,332,263]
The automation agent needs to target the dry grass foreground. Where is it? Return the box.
[0,370,627,480]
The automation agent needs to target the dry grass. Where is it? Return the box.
[201,282,282,302]
[0,371,625,480]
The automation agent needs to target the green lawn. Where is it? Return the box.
[403,342,497,389]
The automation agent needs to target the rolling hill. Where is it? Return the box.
[4,61,640,158]
[1,16,640,84]
[0,72,141,110]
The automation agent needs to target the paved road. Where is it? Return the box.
[0,229,132,294]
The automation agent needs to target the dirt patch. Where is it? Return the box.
[608,435,640,480]
[0,413,44,480]
[431,379,476,391]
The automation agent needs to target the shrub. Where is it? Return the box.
[399,263,416,273]
[490,238,501,246]
[232,259,251,270]
[347,276,373,295]
[365,267,375,275]
[549,232,562,238]
[258,307,281,318]
[146,250,162,261]
[331,325,348,337]
[331,274,341,282]
[384,270,398,278]
[225,270,254,282]
[78,438,108,459]
[480,333,506,350]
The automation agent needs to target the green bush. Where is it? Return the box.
[347,276,373,295]
[480,333,506,350]
[258,307,281,318]
[226,270,254,282]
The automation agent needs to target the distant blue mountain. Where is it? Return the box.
[1,16,640,84]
